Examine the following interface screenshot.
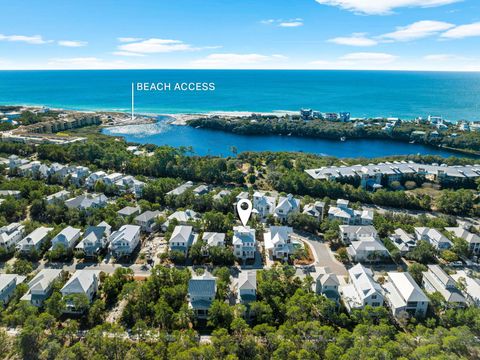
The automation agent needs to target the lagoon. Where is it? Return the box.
[102,117,473,158]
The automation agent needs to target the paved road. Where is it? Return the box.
[293,233,348,277]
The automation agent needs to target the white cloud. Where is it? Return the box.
[113,51,145,57]
[380,20,454,41]
[423,53,468,61]
[340,52,397,63]
[191,53,287,68]
[47,57,145,70]
[314,0,462,15]
[118,38,193,53]
[117,37,143,43]
[0,34,50,44]
[261,18,303,27]
[441,22,480,38]
[58,40,88,47]
[328,33,378,46]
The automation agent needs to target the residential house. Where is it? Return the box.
[202,232,225,255]
[167,181,193,196]
[303,201,325,220]
[50,226,81,251]
[328,199,373,225]
[311,267,340,303]
[109,225,141,258]
[0,222,25,251]
[21,269,62,306]
[103,173,123,187]
[445,226,480,255]
[193,184,210,196]
[0,190,21,199]
[168,225,197,256]
[0,274,26,306]
[451,270,480,306]
[46,190,70,205]
[233,226,256,260]
[135,210,162,233]
[339,225,378,244]
[85,171,106,188]
[383,272,429,318]
[16,226,53,254]
[61,270,100,313]
[65,193,107,211]
[340,264,384,312]
[264,226,293,261]
[389,228,417,254]
[347,237,390,263]
[213,190,231,201]
[422,265,466,307]
[253,191,276,219]
[414,227,452,250]
[117,206,141,218]
[274,194,300,222]
[76,221,111,257]
[237,271,256,304]
[188,273,217,319]
[162,209,198,231]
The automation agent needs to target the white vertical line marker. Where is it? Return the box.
[131,82,135,121]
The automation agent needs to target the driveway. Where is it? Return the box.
[293,233,348,277]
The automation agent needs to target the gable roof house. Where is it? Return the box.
[340,264,384,311]
[201,232,226,256]
[303,201,325,220]
[233,226,257,260]
[383,272,429,319]
[311,267,340,303]
[422,265,466,307]
[167,181,194,196]
[451,270,480,307]
[0,274,26,306]
[193,184,210,196]
[117,205,141,218]
[328,199,373,225]
[50,226,82,251]
[16,226,53,254]
[0,222,25,251]
[135,210,162,233]
[264,226,293,261]
[76,221,111,257]
[20,269,62,306]
[61,270,100,313]
[253,191,276,219]
[46,190,70,205]
[389,228,417,254]
[339,225,378,244]
[109,224,141,258]
[445,226,480,254]
[162,209,198,231]
[347,237,390,263]
[188,273,217,319]
[274,194,300,222]
[414,227,452,250]
[237,271,257,304]
[169,225,197,256]
[65,193,107,211]
[85,171,107,188]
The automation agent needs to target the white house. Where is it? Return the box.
[135,210,162,233]
[85,171,106,188]
[162,209,198,231]
[117,206,141,218]
[303,201,325,220]
[0,274,26,306]
[233,226,256,260]
[16,226,53,254]
[103,172,123,186]
[422,265,466,307]
[445,226,480,255]
[383,272,429,318]
[168,225,197,256]
[339,225,378,244]
[264,226,293,261]
[76,221,111,257]
[0,222,25,251]
[451,270,480,307]
[274,194,300,222]
[347,237,390,263]
[50,226,81,251]
[414,227,452,250]
[167,181,194,196]
[46,190,70,205]
[21,269,62,306]
[202,232,225,256]
[340,264,384,312]
[253,191,276,219]
[311,267,340,303]
[65,193,107,211]
[328,199,373,225]
[237,271,256,304]
[389,228,416,254]
[61,270,100,313]
[109,225,141,258]
[188,273,216,319]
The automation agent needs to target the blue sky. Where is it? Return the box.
[1,0,480,70]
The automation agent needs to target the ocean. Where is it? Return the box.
[1,70,480,120]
